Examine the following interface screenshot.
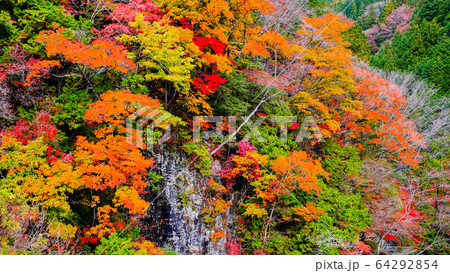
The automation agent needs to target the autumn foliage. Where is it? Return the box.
[0,0,447,256]
[37,25,136,74]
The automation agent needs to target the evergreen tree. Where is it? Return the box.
[419,0,439,22]
[379,1,395,24]
[368,5,377,22]
[393,0,406,8]
[421,19,442,48]
[384,42,396,70]
[391,31,411,70]
[349,2,358,20]
[408,22,425,65]
[366,5,378,28]
[357,2,365,17]
[366,0,449,97]
[414,35,450,96]
[342,24,371,60]
[436,0,450,24]
[370,48,385,69]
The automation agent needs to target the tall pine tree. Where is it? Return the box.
[384,42,396,70]
[349,2,358,20]
[379,1,395,24]
[408,23,425,65]
[421,19,442,48]
[393,0,406,8]
[419,0,439,22]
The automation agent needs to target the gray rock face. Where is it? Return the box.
[142,152,229,255]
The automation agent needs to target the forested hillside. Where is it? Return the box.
[0,0,448,255]
[335,0,450,96]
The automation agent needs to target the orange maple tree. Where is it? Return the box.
[36,24,135,74]
[350,67,425,167]
[290,14,424,167]
[74,90,163,238]
[293,14,357,139]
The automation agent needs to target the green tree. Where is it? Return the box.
[391,31,411,70]
[384,42,396,70]
[0,0,90,60]
[419,0,439,22]
[357,2,365,17]
[348,2,358,20]
[414,36,450,96]
[358,5,378,30]
[342,24,371,60]
[393,0,406,8]
[307,182,371,254]
[421,19,442,48]
[435,0,450,25]
[379,1,395,24]
[367,5,378,26]
[408,22,425,65]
